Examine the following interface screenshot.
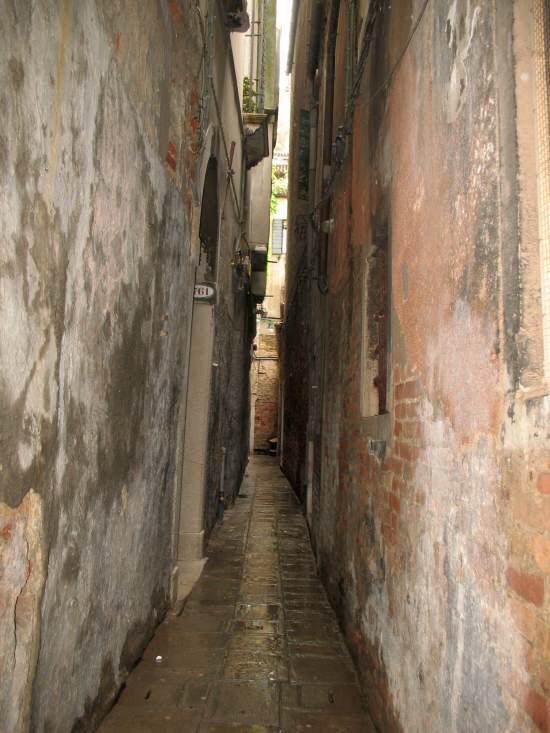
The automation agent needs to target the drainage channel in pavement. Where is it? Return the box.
[98,455,375,732]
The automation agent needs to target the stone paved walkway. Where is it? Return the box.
[99,456,375,732]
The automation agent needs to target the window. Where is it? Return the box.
[272,218,287,256]
[534,0,550,377]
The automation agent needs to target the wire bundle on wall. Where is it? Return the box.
[291,0,431,302]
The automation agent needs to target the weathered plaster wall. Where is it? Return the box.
[284,1,550,731]
[0,1,202,730]
[281,0,316,497]
[204,280,251,537]
[201,17,252,540]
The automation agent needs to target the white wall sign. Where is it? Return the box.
[194,283,216,302]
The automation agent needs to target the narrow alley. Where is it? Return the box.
[2,1,550,732]
[98,457,374,732]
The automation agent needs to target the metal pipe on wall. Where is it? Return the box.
[286,0,299,75]
[219,446,227,518]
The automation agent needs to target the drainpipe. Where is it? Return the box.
[345,1,355,121]
[170,324,193,605]
[286,0,299,75]
[219,446,227,519]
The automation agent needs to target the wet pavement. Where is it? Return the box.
[98,456,375,732]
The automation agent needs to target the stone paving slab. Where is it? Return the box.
[98,456,374,732]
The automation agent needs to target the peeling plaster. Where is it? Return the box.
[0,491,45,733]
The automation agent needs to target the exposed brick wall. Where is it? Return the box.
[251,326,281,452]
[501,417,550,732]
[260,333,278,353]
[253,358,279,450]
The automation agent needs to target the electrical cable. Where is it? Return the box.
[210,75,243,222]
[281,245,312,320]
[354,0,430,110]
[193,2,212,153]
[351,0,384,102]
[194,1,243,223]
[290,0,431,303]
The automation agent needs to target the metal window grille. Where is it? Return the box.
[534,0,550,378]
[272,218,287,255]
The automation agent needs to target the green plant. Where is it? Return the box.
[243,77,257,113]
[270,168,287,214]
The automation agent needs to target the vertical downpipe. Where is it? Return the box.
[219,446,227,520]
[279,381,284,469]
[306,439,314,526]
